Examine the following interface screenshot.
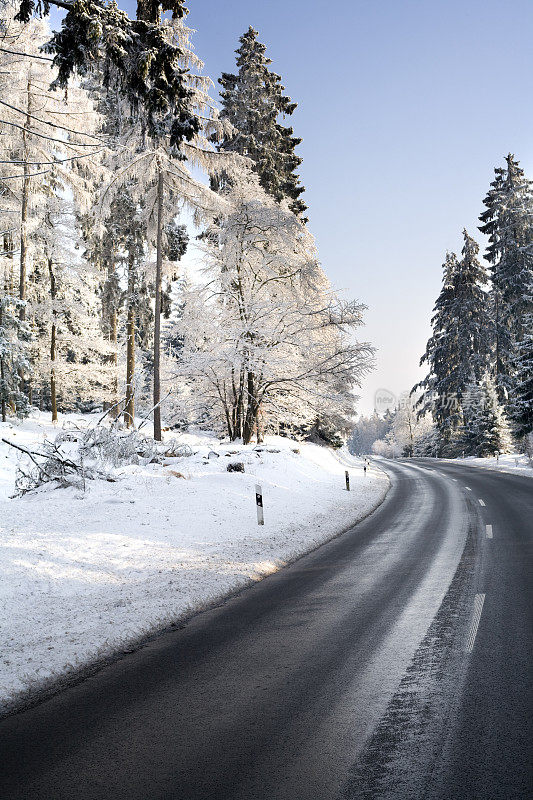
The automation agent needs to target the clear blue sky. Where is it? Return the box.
[54,0,533,415]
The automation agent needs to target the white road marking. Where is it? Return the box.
[479,499,485,506]
[465,486,472,491]
[486,524,493,539]
[466,593,485,653]
[452,478,458,481]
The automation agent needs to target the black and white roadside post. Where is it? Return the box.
[364,463,367,477]
[345,470,350,491]
[255,484,264,526]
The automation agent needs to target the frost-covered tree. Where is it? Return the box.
[99,190,147,425]
[98,13,236,439]
[161,221,188,318]
[506,179,533,439]
[479,154,533,406]
[414,231,490,452]
[14,0,201,154]
[461,373,513,456]
[371,437,400,458]
[368,394,433,458]
[511,305,533,438]
[30,191,115,417]
[0,7,103,319]
[389,394,434,457]
[412,425,440,457]
[0,293,30,420]
[349,412,393,455]
[172,176,373,443]
[216,27,307,219]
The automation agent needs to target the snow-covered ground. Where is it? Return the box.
[445,453,533,478]
[0,411,388,715]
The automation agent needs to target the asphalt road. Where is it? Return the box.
[0,459,531,800]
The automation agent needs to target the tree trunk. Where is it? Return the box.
[0,362,5,422]
[19,78,32,321]
[108,254,120,416]
[243,371,257,445]
[3,233,15,293]
[255,402,264,444]
[494,290,503,402]
[108,305,119,418]
[124,251,136,428]
[0,302,5,422]
[153,168,164,442]
[231,367,245,441]
[48,257,58,422]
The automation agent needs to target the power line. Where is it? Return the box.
[0,168,51,180]
[0,46,54,62]
[0,99,105,143]
[0,148,105,165]
[0,118,102,148]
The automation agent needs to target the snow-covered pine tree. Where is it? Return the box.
[414,231,490,453]
[349,412,394,455]
[461,373,513,456]
[0,7,104,320]
[0,293,30,421]
[479,154,533,407]
[460,379,484,455]
[455,231,492,378]
[510,267,533,438]
[216,27,307,219]
[98,12,238,440]
[161,222,188,318]
[389,394,434,457]
[30,188,116,417]
[415,251,461,451]
[98,189,147,426]
[14,0,201,155]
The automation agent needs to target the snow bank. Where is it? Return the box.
[0,412,388,714]
[445,452,533,478]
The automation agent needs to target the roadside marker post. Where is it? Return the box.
[255,484,264,526]
[345,470,350,491]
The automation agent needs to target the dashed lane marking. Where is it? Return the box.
[479,498,486,506]
[466,593,485,653]
[465,486,472,491]
[486,524,493,539]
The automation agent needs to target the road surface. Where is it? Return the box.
[0,459,531,799]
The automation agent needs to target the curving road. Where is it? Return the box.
[0,459,531,799]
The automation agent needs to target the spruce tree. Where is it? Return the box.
[16,0,200,152]
[462,374,513,456]
[217,27,307,219]
[511,286,533,437]
[454,231,491,380]
[161,222,188,318]
[97,13,231,440]
[101,190,146,426]
[0,295,30,421]
[415,231,490,452]
[479,154,533,406]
